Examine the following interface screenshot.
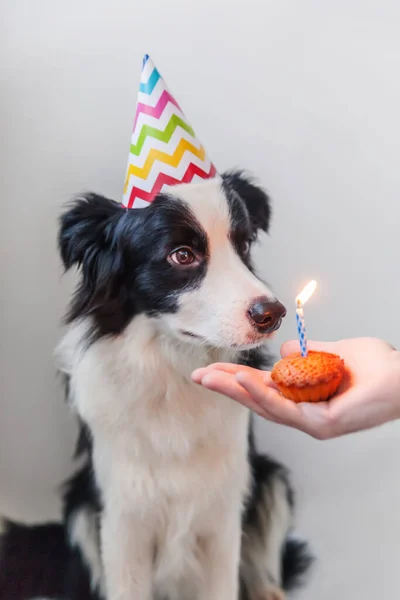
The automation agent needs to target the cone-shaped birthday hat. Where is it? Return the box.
[122,55,217,208]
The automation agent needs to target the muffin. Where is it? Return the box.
[271,351,345,403]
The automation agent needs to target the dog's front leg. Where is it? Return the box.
[101,510,153,600]
[199,507,241,600]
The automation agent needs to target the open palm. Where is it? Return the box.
[192,338,400,439]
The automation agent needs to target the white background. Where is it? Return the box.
[1,1,400,598]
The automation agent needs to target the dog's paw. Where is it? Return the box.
[255,586,286,600]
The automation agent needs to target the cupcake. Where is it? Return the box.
[271,351,345,403]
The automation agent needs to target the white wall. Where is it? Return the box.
[2,1,400,598]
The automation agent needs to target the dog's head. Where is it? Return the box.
[59,170,286,349]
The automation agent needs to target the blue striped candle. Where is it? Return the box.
[295,280,317,357]
[296,306,308,357]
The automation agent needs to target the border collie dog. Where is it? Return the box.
[0,171,311,600]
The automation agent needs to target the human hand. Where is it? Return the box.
[192,338,400,439]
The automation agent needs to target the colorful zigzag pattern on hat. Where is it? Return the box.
[122,55,217,209]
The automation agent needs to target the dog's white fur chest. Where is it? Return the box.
[58,316,251,599]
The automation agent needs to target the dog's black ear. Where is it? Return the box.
[222,170,271,234]
[59,193,125,271]
[58,194,142,331]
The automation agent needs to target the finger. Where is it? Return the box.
[191,365,242,384]
[235,372,284,408]
[192,368,208,383]
[192,363,265,384]
[295,401,336,439]
[280,339,336,358]
[200,372,279,420]
[236,371,329,434]
[262,371,280,391]
[236,372,298,418]
[280,340,301,357]
[201,371,256,405]
[193,362,262,377]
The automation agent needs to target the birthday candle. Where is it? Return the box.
[296,305,308,357]
[295,281,317,358]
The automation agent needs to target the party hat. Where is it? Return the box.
[122,54,217,209]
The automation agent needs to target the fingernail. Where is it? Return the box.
[235,372,247,382]
[200,374,214,388]
[191,368,206,383]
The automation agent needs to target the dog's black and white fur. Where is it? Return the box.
[0,171,312,600]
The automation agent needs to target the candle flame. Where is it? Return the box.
[296,280,317,307]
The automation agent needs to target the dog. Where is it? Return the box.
[0,170,312,600]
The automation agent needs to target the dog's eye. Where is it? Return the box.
[169,247,196,266]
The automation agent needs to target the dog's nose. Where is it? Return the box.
[247,297,287,332]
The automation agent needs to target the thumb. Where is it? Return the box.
[280,339,336,358]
